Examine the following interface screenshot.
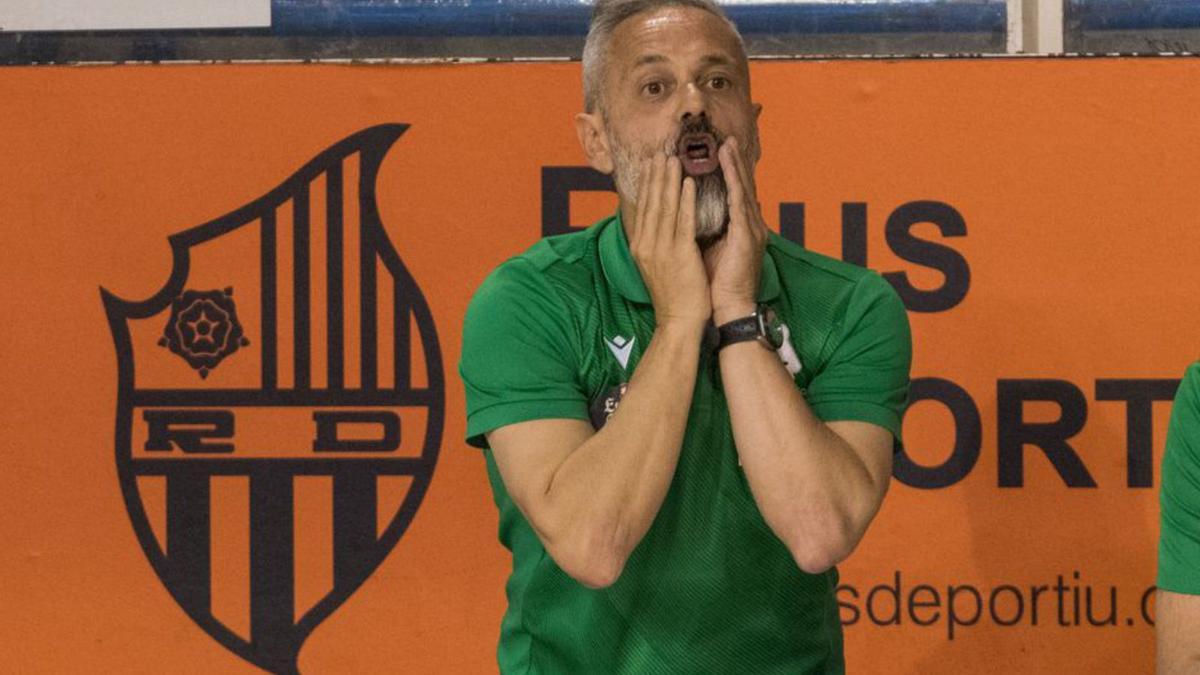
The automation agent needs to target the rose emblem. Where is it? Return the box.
[158,287,249,378]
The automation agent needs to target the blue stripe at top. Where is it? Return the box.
[272,0,1006,37]
[1068,0,1200,31]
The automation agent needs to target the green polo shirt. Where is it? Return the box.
[1158,361,1200,594]
[460,212,911,674]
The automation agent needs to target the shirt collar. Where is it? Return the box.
[598,209,781,305]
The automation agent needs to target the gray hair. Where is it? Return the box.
[581,0,744,114]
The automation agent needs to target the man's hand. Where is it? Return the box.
[630,153,710,327]
[1158,590,1200,674]
[706,137,768,325]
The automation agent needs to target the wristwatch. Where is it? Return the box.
[716,304,784,352]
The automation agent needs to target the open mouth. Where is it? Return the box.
[677,133,720,177]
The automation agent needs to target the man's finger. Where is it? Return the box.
[722,137,766,239]
[662,155,683,245]
[642,153,666,245]
[722,136,755,204]
[677,176,697,241]
[729,138,766,236]
[720,138,746,219]
[736,146,767,238]
[633,156,653,244]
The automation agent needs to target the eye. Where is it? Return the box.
[709,76,729,90]
[642,81,665,97]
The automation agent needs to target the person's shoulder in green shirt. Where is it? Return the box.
[1158,360,1200,593]
[459,225,603,448]
[765,231,913,442]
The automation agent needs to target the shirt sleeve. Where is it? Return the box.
[804,272,912,442]
[459,258,589,449]
[1158,362,1200,593]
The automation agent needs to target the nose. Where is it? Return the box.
[678,82,708,121]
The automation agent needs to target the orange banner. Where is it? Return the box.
[1,59,1197,673]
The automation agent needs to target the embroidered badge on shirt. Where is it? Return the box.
[589,382,629,429]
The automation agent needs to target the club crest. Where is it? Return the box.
[102,125,443,674]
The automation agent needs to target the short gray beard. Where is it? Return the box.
[608,132,729,246]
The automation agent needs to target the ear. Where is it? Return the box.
[753,101,763,121]
[574,112,614,175]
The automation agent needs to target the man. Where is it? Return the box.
[1157,361,1200,674]
[459,0,911,671]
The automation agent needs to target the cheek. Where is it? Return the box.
[614,108,680,152]
[712,101,757,136]
[619,131,673,159]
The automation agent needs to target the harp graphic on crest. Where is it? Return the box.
[102,124,443,674]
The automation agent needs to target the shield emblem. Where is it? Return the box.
[101,125,443,674]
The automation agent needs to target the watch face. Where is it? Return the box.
[759,305,785,350]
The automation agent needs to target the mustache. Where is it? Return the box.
[677,116,723,145]
[639,117,725,157]
[655,117,725,157]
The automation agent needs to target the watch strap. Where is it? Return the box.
[716,314,763,350]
